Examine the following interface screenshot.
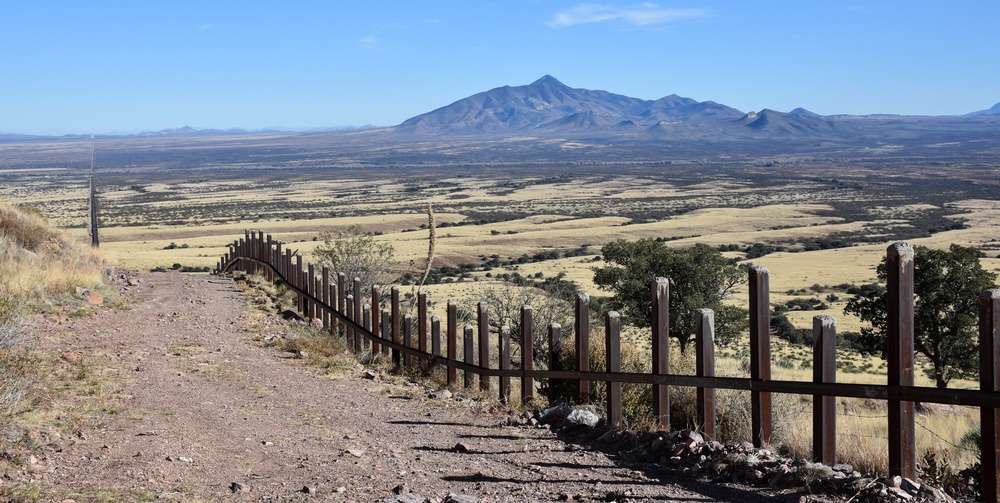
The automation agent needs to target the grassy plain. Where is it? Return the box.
[3,131,1000,476]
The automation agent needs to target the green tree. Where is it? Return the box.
[844,244,997,388]
[313,225,396,293]
[593,240,748,352]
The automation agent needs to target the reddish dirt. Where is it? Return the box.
[29,272,813,502]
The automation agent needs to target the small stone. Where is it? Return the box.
[336,486,347,493]
[301,485,316,495]
[558,494,570,501]
[178,456,193,463]
[230,482,250,493]
[443,496,479,503]
[453,443,471,453]
[392,483,411,494]
[364,370,380,380]
[429,389,452,399]
[566,409,599,427]
[348,449,366,457]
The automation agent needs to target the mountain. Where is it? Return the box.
[967,102,1000,116]
[395,75,840,138]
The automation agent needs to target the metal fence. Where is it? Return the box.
[218,230,1000,501]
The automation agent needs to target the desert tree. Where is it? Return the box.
[844,243,997,388]
[313,225,396,294]
[477,281,575,368]
[593,239,748,352]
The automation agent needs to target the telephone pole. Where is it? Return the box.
[88,136,100,248]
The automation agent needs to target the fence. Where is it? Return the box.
[218,230,1000,501]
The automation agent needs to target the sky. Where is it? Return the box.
[2,1,999,136]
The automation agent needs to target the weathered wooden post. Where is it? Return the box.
[749,265,772,447]
[447,301,458,385]
[362,304,371,352]
[576,293,590,404]
[813,315,837,465]
[521,304,534,405]
[329,283,338,336]
[380,309,391,357]
[605,311,622,428]
[307,264,316,321]
[695,308,716,440]
[345,294,355,353]
[478,302,490,392]
[321,266,330,329]
[887,243,916,479]
[339,272,349,342]
[980,289,1000,503]
[652,277,670,429]
[295,255,304,315]
[431,315,442,361]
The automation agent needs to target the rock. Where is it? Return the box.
[336,486,347,493]
[348,449,366,457]
[453,443,471,453]
[888,475,903,489]
[650,437,666,453]
[384,496,423,503]
[60,352,81,364]
[539,403,572,424]
[230,482,250,493]
[301,485,316,495]
[310,318,324,329]
[443,495,479,503]
[364,370,380,380]
[392,483,411,494]
[832,463,854,473]
[566,409,599,427]
[901,477,921,493]
[429,389,452,399]
[596,430,616,444]
[178,456,193,463]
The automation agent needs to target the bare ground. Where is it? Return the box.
[15,272,819,502]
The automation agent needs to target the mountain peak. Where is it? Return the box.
[531,75,565,87]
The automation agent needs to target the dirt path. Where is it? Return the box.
[35,272,800,502]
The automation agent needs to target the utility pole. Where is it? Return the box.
[88,135,100,248]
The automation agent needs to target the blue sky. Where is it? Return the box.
[2,1,998,135]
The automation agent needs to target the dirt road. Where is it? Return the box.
[33,272,801,502]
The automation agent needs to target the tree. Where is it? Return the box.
[593,240,748,352]
[478,281,575,368]
[844,244,997,388]
[313,225,396,293]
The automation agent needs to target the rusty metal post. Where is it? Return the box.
[652,277,670,429]
[418,290,428,357]
[321,266,330,329]
[606,311,622,429]
[329,283,338,336]
[431,315,441,361]
[813,315,837,465]
[980,289,1000,503]
[347,294,358,353]
[403,314,413,368]
[548,323,562,404]
[887,243,916,479]
[447,301,458,385]
[478,301,490,392]
[695,308,716,441]
[362,304,371,353]
[464,325,475,389]
[575,292,590,404]
[500,326,511,403]
[521,304,534,405]
[353,277,362,353]
[391,286,401,366]
[371,286,381,355]
[749,265,772,447]
[381,309,391,357]
[307,263,316,321]
[295,255,304,315]
[339,272,349,343]
[265,234,273,281]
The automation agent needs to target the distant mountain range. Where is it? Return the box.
[394,75,1000,140]
[968,102,1000,116]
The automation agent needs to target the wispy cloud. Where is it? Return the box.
[359,35,381,50]
[199,24,214,31]
[548,3,708,29]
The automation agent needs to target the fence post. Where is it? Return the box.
[813,315,837,465]
[447,301,458,386]
[265,234,273,281]
[353,277,362,353]
[576,293,590,404]
[339,273,349,344]
[980,289,1000,503]
[521,304,534,405]
[887,242,916,479]
[391,286,401,366]
[606,311,623,429]
[308,264,316,321]
[652,277,670,430]
[478,302,490,392]
[749,265,772,447]
[295,255,304,315]
[695,308,716,441]
[321,266,330,329]
[301,269,310,321]
[464,325,475,389]
[363,304,371,352]
[345,294,355,353]
[371,286,381,355]
[431,315,441,361]
[381,309,391,357]
[403,314,413,368]
[418,291,428,357]
[548,323,562,404]
[329,283,338,336]
[500,325,511,403]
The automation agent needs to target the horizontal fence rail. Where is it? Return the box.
[218,230,1000,501]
